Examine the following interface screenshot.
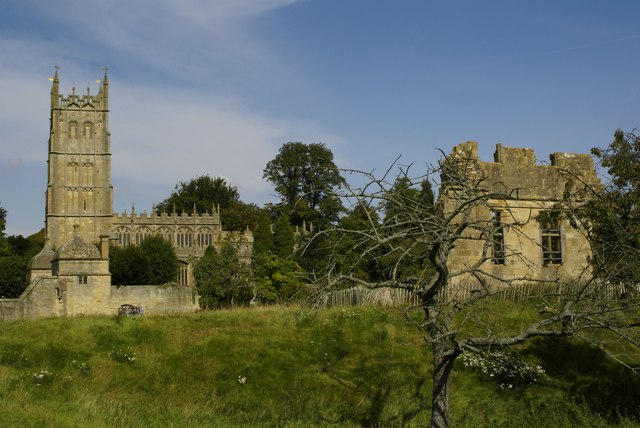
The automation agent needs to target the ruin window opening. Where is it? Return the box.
[542,225,562,265]
[491,210,506,265]
[78,275,88,284]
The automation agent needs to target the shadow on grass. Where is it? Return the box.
[528,337,640,423]
[301,310,431,427]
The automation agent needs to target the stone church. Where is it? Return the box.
[0,70,252,321]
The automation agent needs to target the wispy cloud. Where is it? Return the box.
[10,0,302,81]
[109,80,348,206]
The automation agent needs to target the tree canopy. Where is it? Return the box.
[263,142,344,228]
[110,236,178,285]
[156,175,239,214]
[155,175,259,231]
[588,129,640,283]
[193,242,253,309]
[0,203,43,298]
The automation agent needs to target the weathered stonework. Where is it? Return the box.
[443,141,600,291]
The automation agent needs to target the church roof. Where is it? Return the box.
[27,241,55,270]
[54,236,101,260]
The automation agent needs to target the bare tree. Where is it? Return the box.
[312,145,640,428]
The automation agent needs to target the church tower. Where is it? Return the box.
[45,69,113,250]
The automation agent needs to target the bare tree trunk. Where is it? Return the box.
[429,335,457,428]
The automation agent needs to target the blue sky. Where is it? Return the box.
[0,0,638,236]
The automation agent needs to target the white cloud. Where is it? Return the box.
[109,81,350,206]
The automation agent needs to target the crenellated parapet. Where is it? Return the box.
[445,141,601,201]
[113,209,222,227]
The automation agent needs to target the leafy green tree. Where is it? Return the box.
[0,203,11,257]
[331,202,382,282]
[156,175,260,231]
[110,236,178,285]
[254,253,303,304]
[252,209,274,256]
[0,205,43,297]
[139,235,179,284]
[273,214,295,258]
[0,256,28,298]
[588,129,640,283]
[156,175,239,214]
[109,245,150,285]
[263,142,344,228]
[223,201,262,232]
[156,175,258,232]
[194,242,253,309]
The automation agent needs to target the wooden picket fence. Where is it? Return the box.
[317,281,638,309]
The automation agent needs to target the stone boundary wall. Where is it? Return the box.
[109,284,199,314]
[0,279,199,322]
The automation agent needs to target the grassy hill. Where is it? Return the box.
[0,305,638,427]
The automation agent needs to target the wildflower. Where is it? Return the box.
[238,376,246,385]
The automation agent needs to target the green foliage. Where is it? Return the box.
[110,236,178,285]
[0,202,10,257]
[0,204,43,297]
[0,255,28,297]
[156,174,239,214]
[331,202,382,282]
[252,209,274,256]
[139,235,179,284]
[253,253,303,303]
[155,175,258,232]
[193,242,253,309]
[334,175,436,284]
[588,129,640,283]
[263,142,344,228]
[109,245,150,285]
[222,201,262,232]
[272,213,294,258]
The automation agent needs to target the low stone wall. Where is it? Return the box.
[0,299,22,322]
[110,284,199,314]
[1,278,200,321]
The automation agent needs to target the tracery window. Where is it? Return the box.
[114,227,131,247]
[177,228,193,247]
[135,227,152,245]
[197,228,213,247]
[157,227,173,245]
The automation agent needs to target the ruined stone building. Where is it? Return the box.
[442,141,600,292]
[0,70,252,320]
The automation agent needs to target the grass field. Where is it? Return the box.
[0,305,638,427]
